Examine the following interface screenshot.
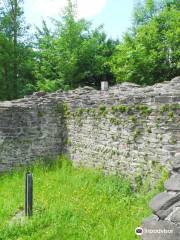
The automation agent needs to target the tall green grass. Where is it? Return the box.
[0,156,167,240]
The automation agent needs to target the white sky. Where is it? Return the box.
[24,0,134,39]
[25,0,107,27]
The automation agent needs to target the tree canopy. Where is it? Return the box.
[110,0,180,85]
[0,0,179,100]
[34,1,117,92]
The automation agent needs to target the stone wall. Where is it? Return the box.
[141,160,180,239]
[0,77,179,180]
[0,97,67,171]
[0,77,180,240]
[65,77,180,183]
[0,76,180,239]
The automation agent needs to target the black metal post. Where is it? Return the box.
[25,172,33,217]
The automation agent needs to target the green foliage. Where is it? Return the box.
[137,166,169,194]
[0,156,165,240]
[111,105,127,113]
[55,103,70,124]
[75,108,84,116]
[132,0,179,28]
[110,1,180,85]
[99,105,106,112]
[146,127,152,133]
[129,115,137,123]
[160,104,170,113]
[133,128,141,140]
[135,175,143,191]
[0,0,36,100]
[160,103,180,113]
[0,0,179,99]
[111,104,152,116]
[35,1,117,92]
[135,105,152,116]
[110,117,121,125]
[168,111,174,119]
[98,105,108,116]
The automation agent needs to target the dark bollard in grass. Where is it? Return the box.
[25,172,33,217]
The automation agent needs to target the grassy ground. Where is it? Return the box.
[0,156,167,240]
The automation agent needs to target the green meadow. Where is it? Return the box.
[0,157,167,240]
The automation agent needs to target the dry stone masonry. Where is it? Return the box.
[0,77,180,239]
[0,77,179,178]
[141,169,180,239]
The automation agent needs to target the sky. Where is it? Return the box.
[24,0,135,40]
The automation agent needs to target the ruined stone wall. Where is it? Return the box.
[141,170,180,239]
[0,77,179,180]
[65,77,180,182]
[0,97,67,171]
[0,77,180,239]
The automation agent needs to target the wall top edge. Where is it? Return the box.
[0,76,179,108]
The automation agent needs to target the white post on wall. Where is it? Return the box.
[101,81,109,91]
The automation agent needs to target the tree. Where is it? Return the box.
[0,0,35,100]
[110,1,180,85]
[35,0,117,92]
[132,0,180,28]
[0,0,23,98]
[0,33,13,99]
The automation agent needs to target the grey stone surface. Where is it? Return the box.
[143,214,159,223]
[156,201,180,220]
[172,153,180,170]
[170,208,180,223]
[164,174,180,191]
[149,192,180,212]
[156,209,173,220]
[0,77,179,238]
[0,77,179,179]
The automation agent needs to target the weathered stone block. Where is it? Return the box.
[172,154,180,170]
[156,209,173,220]
[155,96,172,103]
[149,192,180,212]
[170,208,180,223]
[164,174,180,191]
